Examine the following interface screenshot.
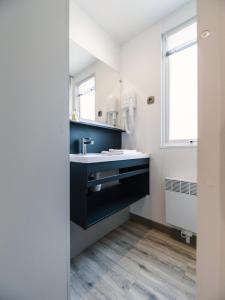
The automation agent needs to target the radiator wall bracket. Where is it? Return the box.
[181,230,193,244]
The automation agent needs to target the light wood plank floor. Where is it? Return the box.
[70,220,196,300]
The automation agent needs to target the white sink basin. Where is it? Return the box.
[70,152,149,163]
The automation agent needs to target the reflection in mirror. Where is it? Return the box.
[69,40,121,128]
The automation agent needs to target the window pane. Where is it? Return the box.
[78,76,95,121]
[78,77,95,95]
[167,22,197,51]
[79,90,95,120]
[168,44,197,141]
[69,78,73,116]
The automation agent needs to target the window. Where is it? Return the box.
[69,76,74,117]
[162,20,197,146]
[77,76,95,120]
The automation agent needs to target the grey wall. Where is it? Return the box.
[197,0,225,299]
[0,1,69,300]
[71,209,129,258]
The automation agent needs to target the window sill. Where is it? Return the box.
[160,143,198,149]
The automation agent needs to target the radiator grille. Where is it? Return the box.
[190,183,197,196]
[165,178,172,191]
[165,178,197,196]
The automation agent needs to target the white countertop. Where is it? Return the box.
[70,153,150,164]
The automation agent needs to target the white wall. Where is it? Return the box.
[197,0,225,299]
[121,1,197,224]
[70,0,120,71]
[0,1,69,300]
[73,60,121,123]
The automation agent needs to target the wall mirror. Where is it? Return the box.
[69,40,122,128]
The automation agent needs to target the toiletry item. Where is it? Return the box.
[89,173,101,192]
[121,92,137,134]
[94,172,101,192]
[71,111,79,121]
[105,95,119,127]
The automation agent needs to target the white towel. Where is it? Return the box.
[101,150,141,155]
[109,149,138,154]
[101,151,121,155]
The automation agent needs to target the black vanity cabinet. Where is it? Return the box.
[70,158,150,229]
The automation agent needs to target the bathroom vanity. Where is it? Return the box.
[70,153,150,229]
[70,120,150,257]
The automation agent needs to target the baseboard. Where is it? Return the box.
[130,213,197,248]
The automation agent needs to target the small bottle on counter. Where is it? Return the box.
[71,111,79,121]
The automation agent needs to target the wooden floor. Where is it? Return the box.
[70,220,196,300]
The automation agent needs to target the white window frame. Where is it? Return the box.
[161,18,197,148]
[76,74,96,120]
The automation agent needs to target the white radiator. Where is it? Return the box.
[165,178,197,234]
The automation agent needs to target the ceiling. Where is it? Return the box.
[69,40,97,75]
[72,0,191,44]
